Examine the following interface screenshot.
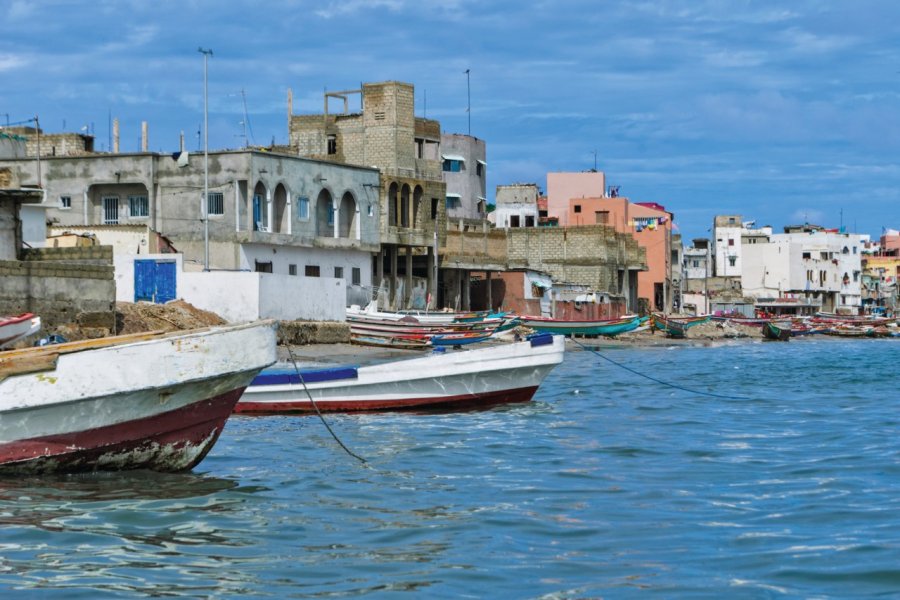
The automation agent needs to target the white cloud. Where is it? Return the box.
[0,54,27,72]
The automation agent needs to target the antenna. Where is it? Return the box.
[464,69,471,135]
[240,88,255,146]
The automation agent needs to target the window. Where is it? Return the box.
[476,162,484,177]
[446,195,461,209]
[574,205,582,213]
[692,260,699,268]
[255,260,273,273]
[595,211,609,224]
[525,215,535,227]
[431,198,439,219]
[305,265,320,277]
[802,252,811,260]
[297,196,309,220]
[510,215,521,227]
[207,192,224,216]
[728,256,737,267]
[442,159,462,172]
[853,246,857,254]
[415,138,424,159]
[128,195,149,218]
[367,204,374,217]
[59,195,72,209]
[334,266,344,279]
[352,267,361,286]
[102,196,119,224]
[728,239,734,246]
[820,252,829,260]
[288,264,297,276]
[853,271,860,282]
[327,207,334,226]
[327,135,337,155]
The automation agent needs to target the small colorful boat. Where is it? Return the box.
[762,321,791,341]
[236,333,565,414]
[652,314,710,338]
[518,315,644,337]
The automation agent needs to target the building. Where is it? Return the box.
[712,215,743,277]
[741,224,863,313]
[441,133,486,220]
[0,148,381,320]
[563,196,674,312]
[546,171,605,226]
[493,184,540,228]
[289,81,445,309]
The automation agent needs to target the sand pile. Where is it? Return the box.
[114,300,226,335]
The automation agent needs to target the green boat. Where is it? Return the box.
[652,314,710,338]
[520,315,645,337]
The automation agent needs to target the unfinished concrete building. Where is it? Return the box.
[289,81,445,309]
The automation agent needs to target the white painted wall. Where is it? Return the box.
[239,243,372,290]
[20,205,48,248]
[713,225,742,276]
[494,203,538,228]
[181,271,346,322]
[113,253,184,302]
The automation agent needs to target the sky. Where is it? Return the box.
[2,0,900,243]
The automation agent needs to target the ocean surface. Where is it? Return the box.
[1,337,899,598]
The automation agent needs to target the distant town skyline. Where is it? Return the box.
[2,0,899,242]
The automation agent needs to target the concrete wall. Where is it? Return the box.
[180,271,346,323]
[20,205,48,248]
[0,246,115,331]
[239,243,372,291]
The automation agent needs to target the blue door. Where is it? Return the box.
[134,260,177,303]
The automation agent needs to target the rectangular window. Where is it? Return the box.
[692,260,699,267]
[207,192,224,216]
[297,196,309,220]
[728,239,735,246]
[255,260,273,273]
[415,138,424,159]
[288,264,297,276]
[334,266,344,279]
[431,198,439,219]
[595,211,609,224]
[352,267,361,286]
[446,196,461,209]
[129,195,149,218]
[802,252,811,259]
[853,246,857,254]
[442,159,462,172]
[102,196,119,224]
[60,195,72,209]
[574,205,582,213]
[476,162,483,177]
[327,135,337,155]
[510,215,521,227]
[728,256,737,267]
[525,215,535,227]
[305,265,320,277]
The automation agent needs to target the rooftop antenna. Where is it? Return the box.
[239,88,255,146]
[424,88,427,119]
[464,68,471,135]
[592,150,597,171]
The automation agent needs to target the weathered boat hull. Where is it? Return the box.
[0,321,277,474]
[0,313,41,349]
[519,316,643,337]
[237,334,565,414]
[763,321,791,341]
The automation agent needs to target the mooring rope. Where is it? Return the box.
[286,346,367,464]
[569,338,752,400]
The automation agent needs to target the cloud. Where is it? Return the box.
[0,53,27,72]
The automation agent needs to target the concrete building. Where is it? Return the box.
[546,171,605,227]
[441,133,486,220]
[4,126,96,157]
[712,215,743,277]
[563,196,674,312]
[0,148,381,318]
[742,224,863,313]
[494,183,540,228]
[289,81,444,309]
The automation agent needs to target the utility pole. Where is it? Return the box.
[199,47,213,271]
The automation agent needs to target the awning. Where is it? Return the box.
[441,154,466,162]
[446,193,462,198]
[476,159,487,166]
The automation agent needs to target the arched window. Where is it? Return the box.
[316,188,333,237]
[338,192,357,239]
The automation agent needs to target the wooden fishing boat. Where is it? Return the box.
[518,315,644,337]
[0,321,277,474]
[430,331,494,346]
[652,314,710,338]
[349,333,431,350]
[0,313,41,349]
[762,321,791,341]
[236,333,565,414]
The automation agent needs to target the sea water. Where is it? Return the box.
[1,337,899,598]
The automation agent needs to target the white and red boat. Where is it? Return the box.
[0,313,41,349]
[236,333,565,414]
[0,320,277,473]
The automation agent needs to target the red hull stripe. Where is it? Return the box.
[0,388,246,473]
[234,385,540,415]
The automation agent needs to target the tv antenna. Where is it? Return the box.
[235,88,255,147]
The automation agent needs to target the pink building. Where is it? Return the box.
[546,171,605,227]
[566,197,673,310]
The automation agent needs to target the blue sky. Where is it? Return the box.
[2,0,899,242]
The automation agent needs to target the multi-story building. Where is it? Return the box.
[441,133,486,220]
[742,224,863,313]
[0,147,381,317]
[546,171,605,226]
[289,81,445,309]
[712,215,743,277]
[493,184,540,228]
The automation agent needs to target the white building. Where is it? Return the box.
[493,183,539,229]
[712,215,743,276]
[742,224,863,313]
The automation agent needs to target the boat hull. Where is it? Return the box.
[237,335,565,414]
[0,321,277,473]
[520,316,642,336]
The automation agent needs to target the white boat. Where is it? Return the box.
[236,333,565,414]
[0,320,277,474]
[0,313,41,349]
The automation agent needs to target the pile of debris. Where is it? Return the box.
[685,319,763,340]
[114,300,226,335]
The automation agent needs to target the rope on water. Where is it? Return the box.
[569,338,752,400]
[286,346,367,464]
